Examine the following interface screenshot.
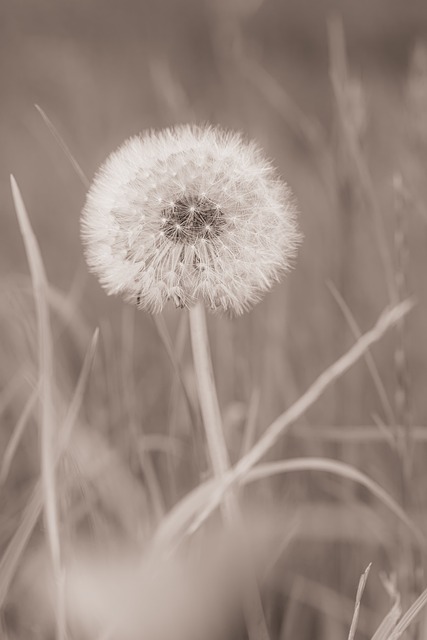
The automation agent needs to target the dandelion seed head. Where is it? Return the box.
[81,124,301,314]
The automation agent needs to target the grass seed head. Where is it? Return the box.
[81,124,301,314]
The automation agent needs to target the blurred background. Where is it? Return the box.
[2,1,427,639]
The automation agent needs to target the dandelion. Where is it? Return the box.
[80,124,301,640]
[81,124,300,314]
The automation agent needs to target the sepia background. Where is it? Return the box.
[2,1,427,639]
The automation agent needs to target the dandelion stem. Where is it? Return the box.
[189,301,270,640]
[189,303,229,476]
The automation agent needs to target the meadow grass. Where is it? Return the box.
[2,4,427,640]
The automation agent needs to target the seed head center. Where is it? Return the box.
[161,195,225,244]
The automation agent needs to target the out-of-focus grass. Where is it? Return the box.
[2,1,427,639]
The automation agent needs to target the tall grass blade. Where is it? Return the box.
[10,175,63,638]
[0,384,39,485]
[35,104,90,188]
[0,328,98,611]
[348,564,371,640]
[154,456,425,551]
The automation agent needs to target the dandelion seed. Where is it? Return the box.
[81,124,301,314]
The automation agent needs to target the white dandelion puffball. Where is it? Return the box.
[81,124,300,314]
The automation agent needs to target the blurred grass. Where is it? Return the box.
[2,1,427,639]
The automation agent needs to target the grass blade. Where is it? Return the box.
[154,456,425,551]
[328,281,396,425]
[0,328,98,611]
[34,104,89,188]
[10,175,63,639]
[348,564,372,640]
[184,300,414,533]
[388,586,427,640]
[0,384,39,485]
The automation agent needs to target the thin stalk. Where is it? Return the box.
[189,301,270,640]
[11,176,66,640]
